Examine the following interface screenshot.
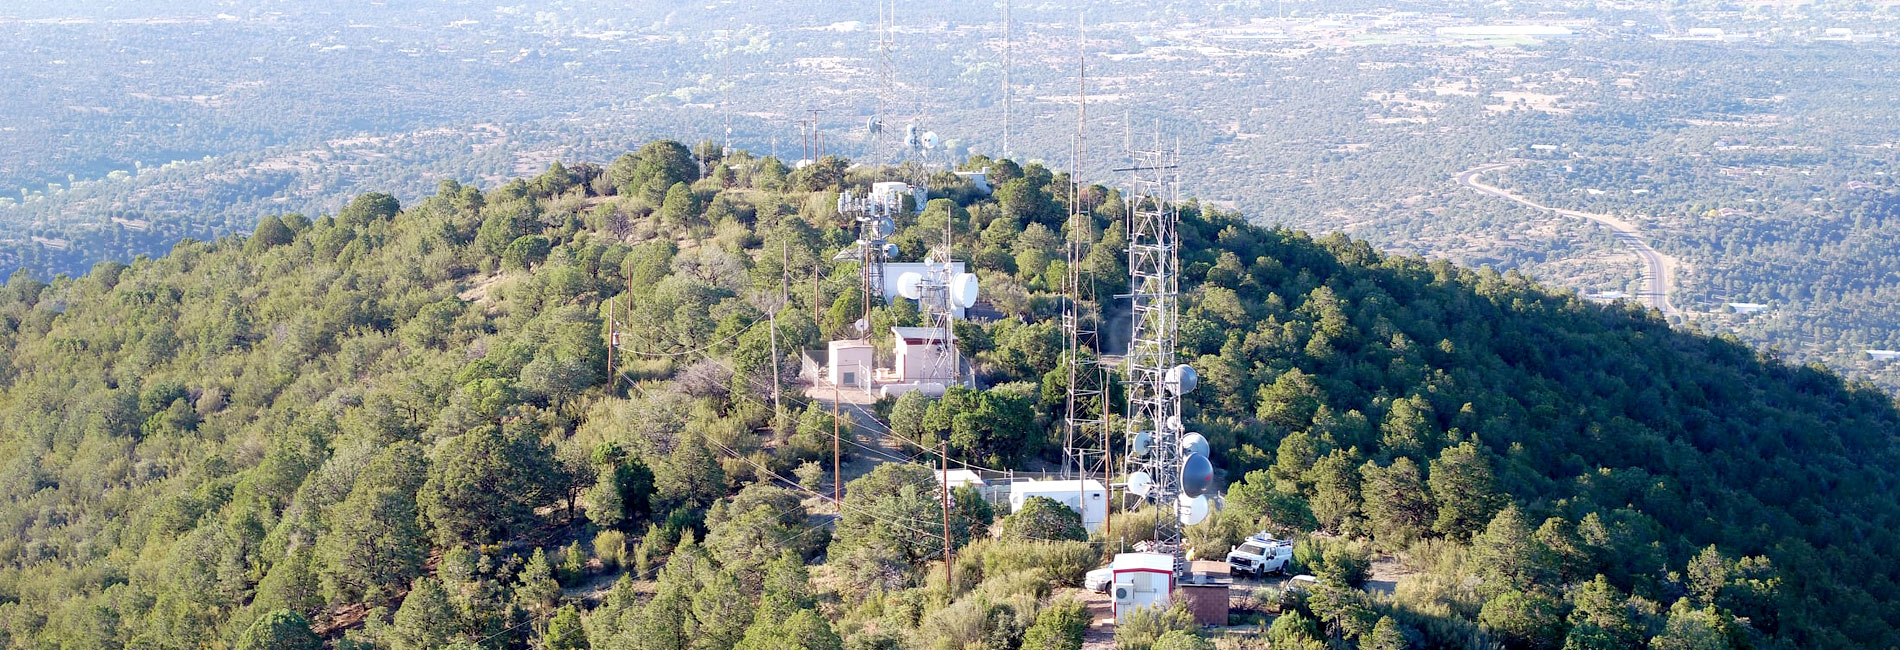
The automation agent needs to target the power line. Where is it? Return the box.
[611,319,764,359]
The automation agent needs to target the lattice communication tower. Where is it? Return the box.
[1119,130,1189,561]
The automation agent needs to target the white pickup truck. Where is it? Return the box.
[1225,533,1293,577]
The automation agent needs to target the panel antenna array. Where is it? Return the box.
[835,190,902,326]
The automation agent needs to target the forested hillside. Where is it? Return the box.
[0,140,1895,650]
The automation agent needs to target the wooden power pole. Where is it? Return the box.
[833,381,842,506]
[606,296,617,392]
[942,442,953,588]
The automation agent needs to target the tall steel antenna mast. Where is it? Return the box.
[1002,0,1011,159]
[722,28,733,154]
[1119,121,1186,565]
[1062,13,1106,500]
[870,0,900,162]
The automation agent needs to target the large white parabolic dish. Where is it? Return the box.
[1179,494,1210,526]
[897,272,924,300]
[952,272,980,308]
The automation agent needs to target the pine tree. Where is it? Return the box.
[235,609,321,650]
[1359,457,1433,549]
[320,441,428,604]
[252,545,324,618]
[1307,448,1363,535]
[515,549,562,630]
[1472,505,1556,595]
[1650,599,1734,650]
[546,605,590,650]
[418,423,558,546]
[388,577,460,650]
[248,215,295,252]
[690,569,754,650]
[1685,545,1729,608]
[1562,576,1640,650]
[660,182,703,232]
[999,496,1087,542]
[1427,441,1506,539]
[1363,616,1410,650]
[1477,589,1565,650]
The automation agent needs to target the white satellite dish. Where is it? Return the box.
[853,318,870,335]
[1127,471,1153,497]
[1165,364,1199,396]
[1178,494,1210,526]
[922,131,940,150]
[951,273,980,308]
[883,242,900,258]
[1131,430,1154,457]
[1165,414,1184,432]
[897,272,925,300]
[875,217,896,236]
[1181,433,1209,460]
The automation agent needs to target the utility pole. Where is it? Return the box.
[607,296,617,392]
[770,309,781,417]
[833,380,843,506]
[774,240,788,418]
[941,441,953,588]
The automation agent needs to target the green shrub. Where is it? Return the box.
[1149,630,1213,650]
[999,496,1088,543]
[1021,597,1088,650]
[1114,601,1198,650]
[970,538,1100,588]
[593,529,627,570]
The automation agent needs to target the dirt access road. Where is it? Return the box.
[1458,163,1683,320]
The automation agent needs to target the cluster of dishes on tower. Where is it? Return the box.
[1125,364,1214,527]
[894,269,979,309]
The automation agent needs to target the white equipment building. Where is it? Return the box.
[827,340,875,391]
[1007,479,1108,533]
[1110,552,1177,618]
[892,326,956,384]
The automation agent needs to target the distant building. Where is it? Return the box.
[1436,24,1575,39]
[1661,27,1728,41]
[954,169,992,195]
[1868,350,1900,362]
[936,469,987,490]
[1728,303,1770,314]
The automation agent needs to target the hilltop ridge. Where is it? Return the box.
[0,141,1894,649]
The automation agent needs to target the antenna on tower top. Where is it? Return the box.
[721,27,733,155]
[1002,0,1012,160]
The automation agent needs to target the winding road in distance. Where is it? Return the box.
[1458,163,1683,320]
